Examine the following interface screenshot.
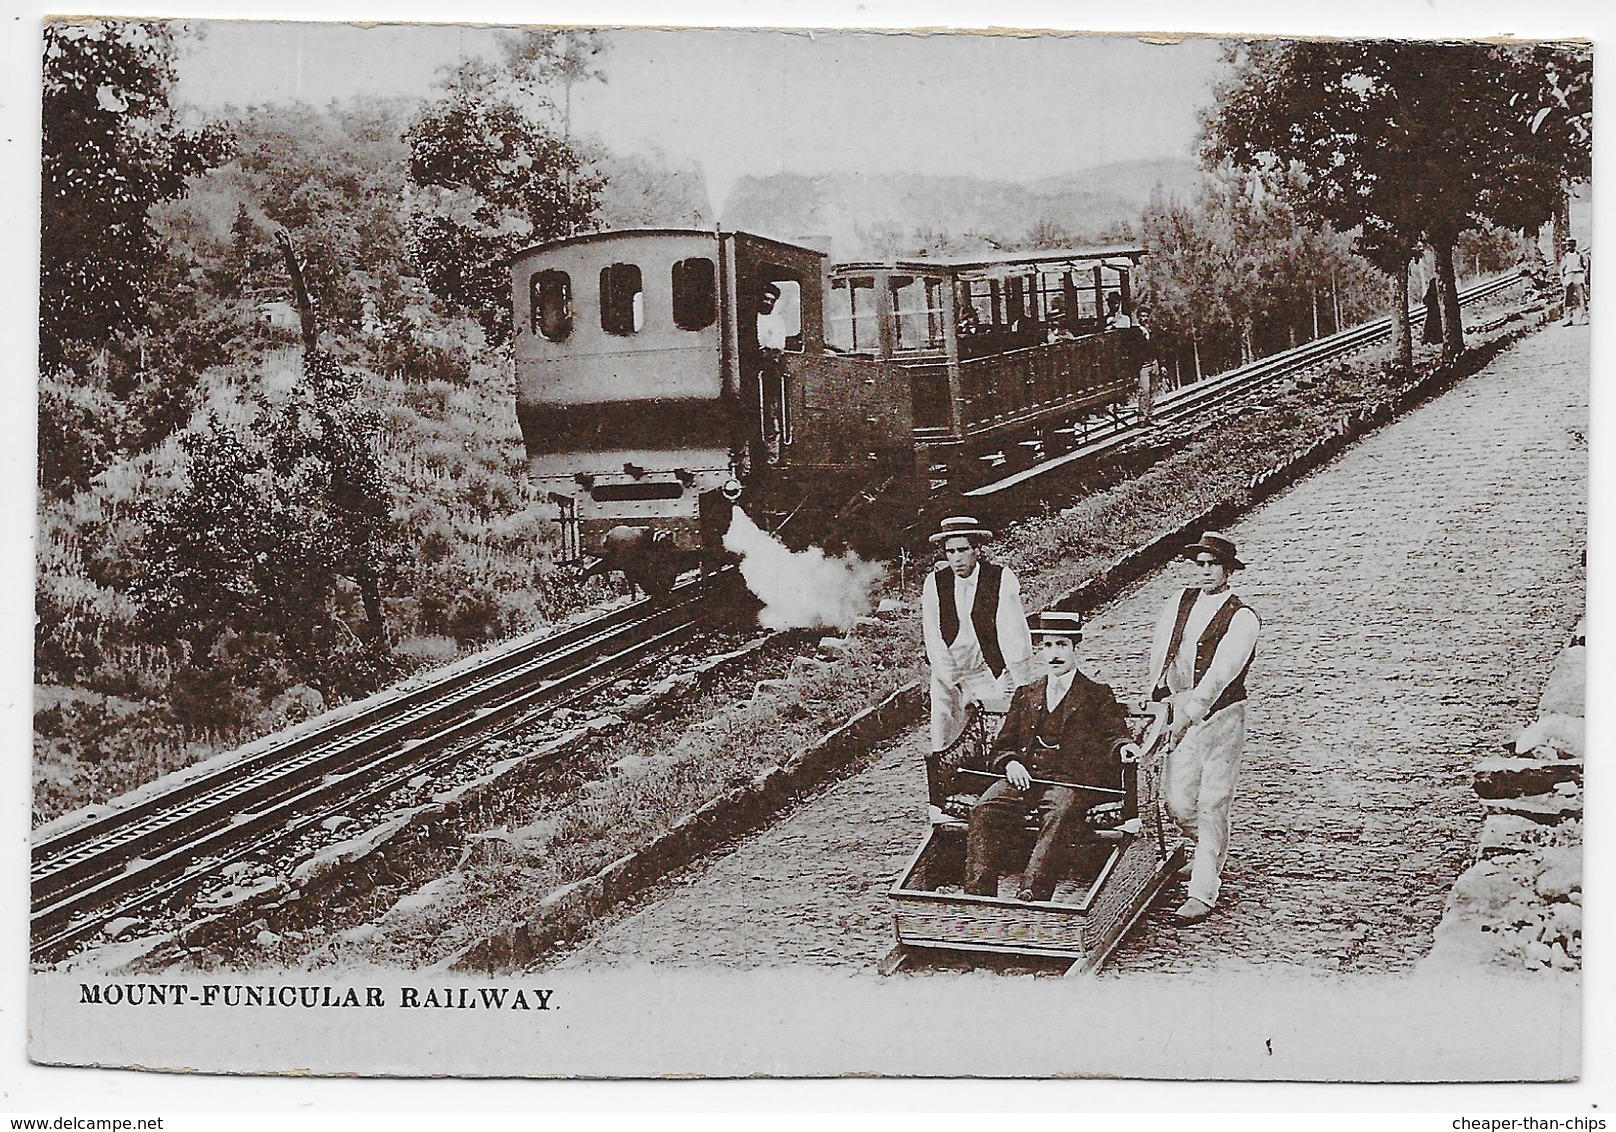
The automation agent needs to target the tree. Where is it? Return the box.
[1205,40,1590,364]
[40,20,227,369]
[1135,169,1381,382]
[404,30,607,345]
[140,227,407,688]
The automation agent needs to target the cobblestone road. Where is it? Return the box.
[551,325,1588,975]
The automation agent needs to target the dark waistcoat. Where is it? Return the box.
[935,562,1007,677]
[1160,587,1257,717]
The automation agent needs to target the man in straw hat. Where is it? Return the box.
[1147,532,1261,925]
[965,611,1142,902]
[921,515,1035,818]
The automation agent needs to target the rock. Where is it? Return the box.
[817,636,852,656]
[653,673,698,697]
[195,874,289,914]
[254,930,282,948]
[380,874,461,926]
[1534,646,1584,717]
[1472,755,1582,799]
[321,815,356,833]
[875,598,911,620]
[1477,813,1549,858]
[609,754,648,778]
[788,656,834,678]
[103,917,144,941]
[1547,902,1582,942]
[178,917,228,950]
[619,694,657,720]
[1483,791,1581,825]
[1512,713,1584,759]
[1534,852,1580,902]
[291,813,415,888]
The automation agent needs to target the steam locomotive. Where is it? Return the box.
[509,227,1147,591]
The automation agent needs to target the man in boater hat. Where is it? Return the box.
[1147,532,1261,925]
[965,611,1142,902]
[921,515,1035,817]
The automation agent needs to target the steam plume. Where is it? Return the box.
[723,508,886,632]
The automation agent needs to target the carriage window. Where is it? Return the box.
[827,277,878,352]
[890,275,946,351]
[530,270,573,342]
[599,262,644,335]
[671,257,716,331]
[962,279,1003,329]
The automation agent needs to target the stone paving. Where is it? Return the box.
[550,324,1588,975]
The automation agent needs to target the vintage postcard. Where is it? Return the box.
[20,7,1599,1087]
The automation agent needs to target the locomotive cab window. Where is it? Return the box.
[531,270,573,342]
[755,273,803,353]
[671,257,716,331]
[600,262,644,335]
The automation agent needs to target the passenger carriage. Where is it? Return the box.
[509,229,1150,591]
[882,700,1185,976]
[827,245,1148,478]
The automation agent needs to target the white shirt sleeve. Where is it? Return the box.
[1147,592,1180,693]
[1177,606,1260,722]
[921,570,954,685]
[997,568,1035,689]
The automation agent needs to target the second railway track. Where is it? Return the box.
[968,273,1519,497]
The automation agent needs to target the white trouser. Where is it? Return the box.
[1163,701,1247,907]
[930,667,1013,753]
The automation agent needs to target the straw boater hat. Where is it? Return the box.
[1183,532,1246,571]
[1027,610,1084,641]
[929,515,994,545]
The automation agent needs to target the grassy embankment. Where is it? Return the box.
[34,346,628,824]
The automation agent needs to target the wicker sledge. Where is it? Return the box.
[881,699,1185,976]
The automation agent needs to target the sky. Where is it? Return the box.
[171,23,1228,213]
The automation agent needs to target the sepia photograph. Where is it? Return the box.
[12,0,1606,1100]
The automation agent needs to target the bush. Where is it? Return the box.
[393,634,461,669]
[448,585,504,647]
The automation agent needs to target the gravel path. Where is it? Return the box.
[549,324,1588,975]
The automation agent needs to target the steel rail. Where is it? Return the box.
[966,273,1522,498]
[32,615,706,961]
[31,574,727,960]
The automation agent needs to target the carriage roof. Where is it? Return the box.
[832,244,1146,279]
[509,227,828,265]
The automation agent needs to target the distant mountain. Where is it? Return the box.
[721,157,1201,260]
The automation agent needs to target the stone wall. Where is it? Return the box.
[1422,619,1584,973]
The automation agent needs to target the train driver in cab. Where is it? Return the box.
[753,281,787,465]
[921,516,1035,820]
[965,611,1142,902]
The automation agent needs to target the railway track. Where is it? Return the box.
[31,578,726,963]
[968,272,1523,497]
[33,274,1528,965]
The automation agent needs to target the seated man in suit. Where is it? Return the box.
[965,611,1142,902]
